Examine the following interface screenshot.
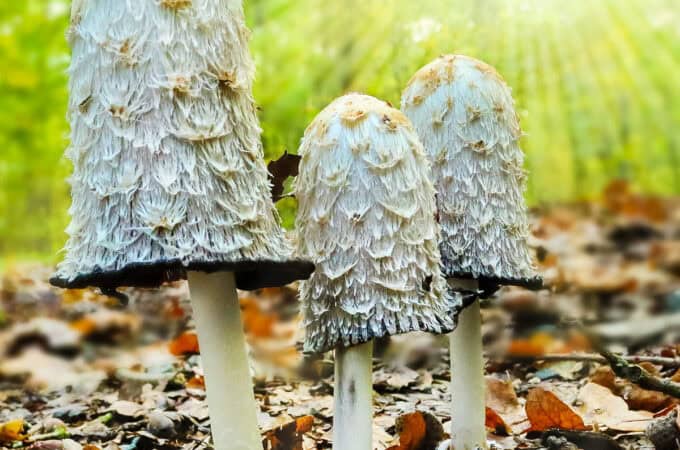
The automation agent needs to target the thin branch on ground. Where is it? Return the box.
[561,319,680,399]
[496,353,680,368]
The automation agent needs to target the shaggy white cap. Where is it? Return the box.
[51,0,313,291]
[295,94,458,354]
[402,55,540,289]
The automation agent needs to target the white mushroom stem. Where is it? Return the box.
[449,278,487,450]
[334,341,373,450]
[188,271,261,450]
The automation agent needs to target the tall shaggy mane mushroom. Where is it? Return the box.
[296,93,457,355]
[403,55,542,292]
[51,2,314,449]
[50,0,313,292]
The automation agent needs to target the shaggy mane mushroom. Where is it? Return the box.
[295,93,459,450]
[402,55,542,450]
[51,2,313,449]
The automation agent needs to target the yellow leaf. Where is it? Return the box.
[0,419,26,442]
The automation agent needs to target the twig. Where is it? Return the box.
[595,342,680,398]
[563,319,680,399]
[498,353,680,368]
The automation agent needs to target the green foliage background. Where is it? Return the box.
[1,0,679,261]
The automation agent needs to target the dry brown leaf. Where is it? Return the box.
[262,415,315,450]
[603,179,668,222]
[0,419,25,442]
[295,416,313,434]
[590,366,677,412]
[186,375,205,390]
[70,317,97,336]
[391,412,426,450]
[650,241,680,275]
[485,407,511,435]
[241,297,277,339]
[590,366,621,394]
[71,310,140,342]
[388,411,444,450]
[507,332,556,356]
[267,151,301,203]
[526,387,589,432]
[485,376,529,434]
[168,332,199,356]
[625,384,677,413]
[0,347,105,393]
[110,400,146,418]
[575,382,654,432]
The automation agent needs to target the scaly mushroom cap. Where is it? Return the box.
[50,0,313,291]
[295,94,458,354]
[402,55,541,289]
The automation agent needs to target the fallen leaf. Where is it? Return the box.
[575,382,654,432]
[536,361,584,381]
[241,297,277,339]
[626,384,676,413]
[392,412,425,450]
[650,241,680,275]
[295,415,313,434]
[486,407,511,435]
[110,400,146,418]
[388,411,444,450]
[590,366,621,393]
[1,317,81,356]
[590,366,676,413]
[262,415,315,450]
[176,398,209,421]
[0,347,105,393]
[486,377,529,434]
[526,388,589,432]
[506,331,589,358]
[186,375,205,390]
[374,366,420,392]
[70,317,97,336]
[507,332,556,356]
[267,151,301,202]
[603,179,668,222]
[71,310,140,342]
[168,332,199,356]
[0,419,25,442]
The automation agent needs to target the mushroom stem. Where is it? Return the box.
[188,271,261,450]
[334,341,373,450]
[449,279,487,450]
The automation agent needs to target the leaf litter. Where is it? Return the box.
[0,184,679,449]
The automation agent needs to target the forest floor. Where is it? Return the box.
[1,183,680,450]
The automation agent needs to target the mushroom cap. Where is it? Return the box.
[402,55,541,290]
[50,0,313,291]
[295,93,459,354]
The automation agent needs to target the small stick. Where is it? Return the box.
[564,320,680,399]
[595,342,680,399]
[497,353,680,368]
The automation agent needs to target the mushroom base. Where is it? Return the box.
[50,258,315,291]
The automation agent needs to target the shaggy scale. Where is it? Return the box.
[52,0,312,290]
[402,55,540,288]
[295,94,459,354]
